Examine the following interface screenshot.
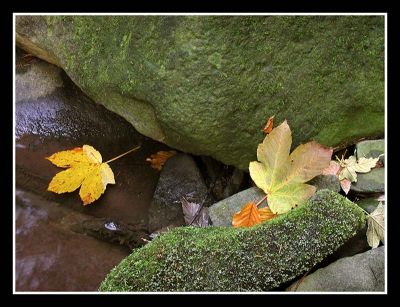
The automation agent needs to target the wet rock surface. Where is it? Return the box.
[16,189,129,291]
[15,51,172,291]
[148,153,212,233]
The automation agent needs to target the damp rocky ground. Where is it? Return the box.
[15,50,249,291]
[15,49,385,292]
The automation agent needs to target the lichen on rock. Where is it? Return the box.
[99,190,365,292]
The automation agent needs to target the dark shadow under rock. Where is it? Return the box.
[148,153,213,233]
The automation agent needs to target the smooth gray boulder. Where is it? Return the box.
[290,246,385,292]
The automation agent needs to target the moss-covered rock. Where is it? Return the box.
[16,16,384,169]
[99,190,365,291]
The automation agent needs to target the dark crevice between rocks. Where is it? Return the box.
[194,155,252,202]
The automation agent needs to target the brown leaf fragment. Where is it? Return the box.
[181,198,209,227]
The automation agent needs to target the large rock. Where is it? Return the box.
[148,153,211,232]
[290,246,384,292]
[99,190,365,291]
[16,16,384,169]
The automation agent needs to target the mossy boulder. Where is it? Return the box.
[16,16,384,169]
[99,190,365,291]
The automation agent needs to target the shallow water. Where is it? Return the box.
[15,51,171,291]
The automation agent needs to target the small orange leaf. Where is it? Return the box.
[258,207,277,222]
[232,202,261,228]
[146,150,177,171]
[262,115,275,134]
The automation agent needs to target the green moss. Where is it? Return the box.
[99,190,365,292]
[17,16,384,169]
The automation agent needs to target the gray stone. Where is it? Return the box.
[209,187,265,226]
[356,197,380,213]
[309,175,341,193]
[356,140,385,165]
[16,16,385,169]
[351,168,385,193]
[148,153,211,232]
[290,246,385,292]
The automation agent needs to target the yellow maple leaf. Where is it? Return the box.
[249,120,332,214]
[46,145,115,205]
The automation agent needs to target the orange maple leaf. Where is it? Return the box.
[232,201,277,228]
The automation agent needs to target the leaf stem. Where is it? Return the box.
[255,194,268,207]
[104,145,141,164]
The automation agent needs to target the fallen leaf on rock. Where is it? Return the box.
[146,150,177,171]
[232,201,277,228]
[232,202,261,227]
[181,198,209,227]
[262,115,275,134]
[47,145,115,205]
[366,202,384,248]
[249,120,332,214]
[338,155,381,182]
